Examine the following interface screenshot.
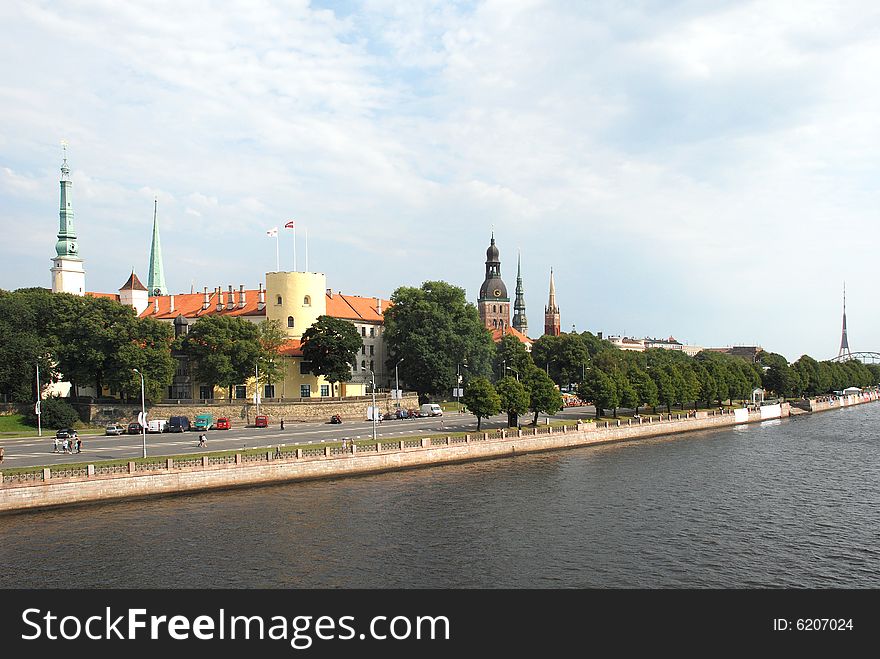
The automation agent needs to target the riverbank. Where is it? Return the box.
[1,391,877,514]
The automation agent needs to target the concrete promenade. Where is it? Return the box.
[1,391,876,514]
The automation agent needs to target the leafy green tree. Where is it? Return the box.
[615,368,639,417]
[492,333,532,382]
[0,289,58,403]
[258,319,288,393]
[524,366,564,425]
[383,281,494,403]
[23,395,79,429]
[530,333,591,387]
[463,376,500,430]
[759,352,798,398]
[628,366,659,414]
[496,376,530,427]
[650,366,676,413]
[106,316,175,402]
[178,315,262,400]
[301,315,362,396]
[579,367,618,419]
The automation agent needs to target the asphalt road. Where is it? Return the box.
[0,406,597,469]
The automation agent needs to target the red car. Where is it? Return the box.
[255,415,269,428]
[215,417,231,430]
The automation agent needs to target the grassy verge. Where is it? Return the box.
[0,414,107,439]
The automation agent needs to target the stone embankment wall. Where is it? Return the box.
[1,393,876,514]
[82,394,420,425]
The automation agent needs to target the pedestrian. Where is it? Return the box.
[0,446,4,463]
[280,419,285,430]
[342,438,347,451]
[53,437,60,453]
[76,438,82,453]
[62,438,69,454]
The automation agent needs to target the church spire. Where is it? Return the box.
[544,268,560,336]
[147,198,168,296]
[838,282,851,359]
[55,141,78,259]
[512,250,528,336]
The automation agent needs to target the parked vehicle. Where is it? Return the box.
[127,422,143,435]
[394,408,409,419]
[147,419,167,433]
[329,414,342,424]
[55,428,78,440]
[420,403,443,417]
[193,413,214,431]
[255,415,269,428]
[167,416,191,433]
[406,408,421,418]
[105,423,125,436]
[214,417,231,430]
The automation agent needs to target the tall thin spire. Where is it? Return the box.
[544,268,560,336]
[838,282,851,359]
[512,250,528,336]
[50,142,85,295]
[147,198,168,296]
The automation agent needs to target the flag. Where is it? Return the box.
[284,220,295,229]
[266,227,278,237]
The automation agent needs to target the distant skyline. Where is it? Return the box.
[2,1,878,360]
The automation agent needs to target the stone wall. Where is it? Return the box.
[81,394,421,425]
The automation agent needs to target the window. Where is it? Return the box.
[300,361,312,375]
[370,360,374,372]
[361,360,366,371]
[199,386,213,400]
[369,345,374,356]
[276,295,282,305]
[320,385,329,397]
[361,327,366,337]
[493,305,497,313]
[235,385,247,399]
[300,384,311,398]
[369,327,375,338]
[362,345,366,355]
[287,316,294,328]
[303,295,311,306]
[264,384,275,399]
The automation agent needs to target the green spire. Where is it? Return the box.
[147,198,168,295]
[55,142,80,259]
[513,250,528,335]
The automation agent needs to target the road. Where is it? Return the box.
[0,407,597,469]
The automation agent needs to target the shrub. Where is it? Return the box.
[23,396,80,429]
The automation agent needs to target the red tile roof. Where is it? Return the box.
[86,291,121,301]
[491,326,533,346]
[120,272,147,291]
[279,339,304,357]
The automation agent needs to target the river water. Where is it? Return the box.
[1,405,878,588]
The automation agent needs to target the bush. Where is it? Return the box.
[23,396,80,429]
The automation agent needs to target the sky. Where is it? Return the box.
[1,0,878,361]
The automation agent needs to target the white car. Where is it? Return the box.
[105,423,125,435]
[147,419,168,433]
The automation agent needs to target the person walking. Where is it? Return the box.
[280,419,285,430]
[0,446,5,463]
[53,437,60,453]
[198,434,207,448]
[76,438,82,453]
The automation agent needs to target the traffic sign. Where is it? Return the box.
[137,411,147,426]
[34,401,41,415]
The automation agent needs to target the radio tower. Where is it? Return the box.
[838,282,851,359]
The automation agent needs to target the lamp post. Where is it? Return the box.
[365,368,377,442]
[505,365,519,382]
[394,358,404,409]
[35,361,42,437]
[255,362,260,416]
[133,368,146,458]
[457,362,468,413]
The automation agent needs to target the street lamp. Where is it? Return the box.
[394,358,404,409]
[457,362,468,413]
[35,361,42,438]
[364,368,377,442]
[133,368,147,458]
[505,365,519,382]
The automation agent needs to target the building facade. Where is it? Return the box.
[477,234,510,331]
[543,268,560,336]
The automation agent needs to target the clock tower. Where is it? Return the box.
[477,233,510,331]
[50,144,86,296]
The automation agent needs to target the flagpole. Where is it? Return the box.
[275,234,280,272]
[305,226,308,271]
[293,224,297,272]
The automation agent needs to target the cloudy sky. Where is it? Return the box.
[1,0,877,361]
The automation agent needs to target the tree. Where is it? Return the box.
[463,376,500,430]
[178,315,262,400]
[492,333,532,382]
[629,366,659,414]
[258,319,288,393]
[383,281,494,402]
[0,289,58,403]
[23,395,79,429]
[496,376,530,427]
[105,316,175,402]
[301,315,362,396]
[523,366,563,425]
[759,351,797,398]
[579,367,617,419]
[530,333,591,387]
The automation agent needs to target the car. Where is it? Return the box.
[394,408,409,419]
[127,422,143,435]
[55,428,78,440]
[406,408,421,418]
[193,413,214,431]
[420,403,443,417]
[215,417,231,430]
[255,414,269,428]
[329,414,342,424]
[147,419,168,433]
[105,423,125,436]
[167,416,191,432]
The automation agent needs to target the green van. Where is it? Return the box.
[193,413,214,431]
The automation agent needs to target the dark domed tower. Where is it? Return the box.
[478,233,510,331]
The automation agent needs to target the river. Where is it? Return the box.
[1,404,878,588]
